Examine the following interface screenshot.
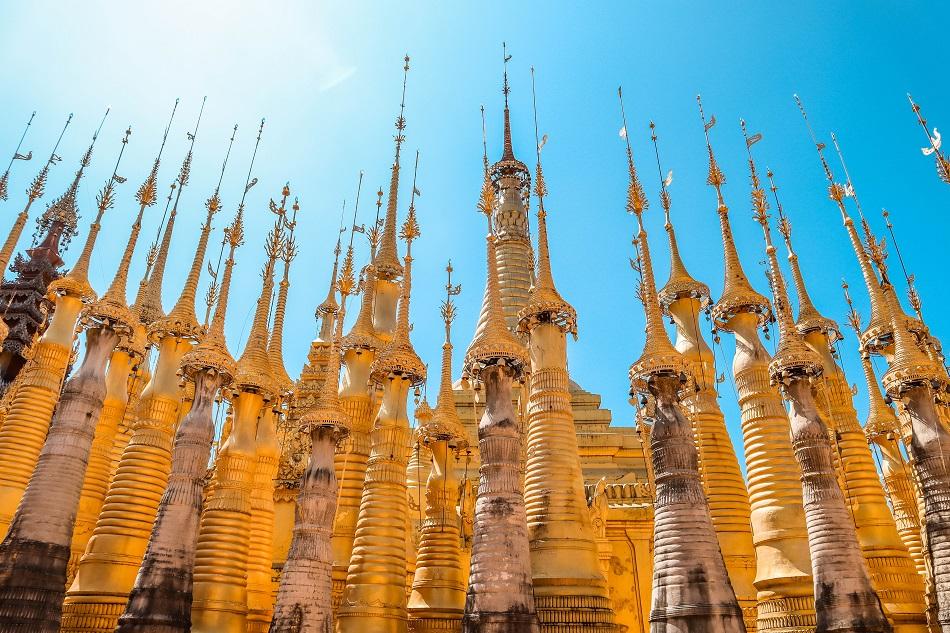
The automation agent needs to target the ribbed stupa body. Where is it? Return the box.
[804,332,926,631]
[666,297,758,629]
[727,313,816,632]
[61,335,189,633]
[405,428,432,596]
[331,347,377,609]
[521,322,614,632]
[335,377,413,633]
[190,390,262,632]
[247,406,280,633]
[69,348,133,581]
[0,293,82,534]
[408,439,465,633]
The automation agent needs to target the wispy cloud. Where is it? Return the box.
[320,65,357,92]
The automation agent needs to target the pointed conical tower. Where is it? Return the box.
[333,59,411,608]
[61,114,229,633]
[766,166,926,631]
[0,111,35,204]
[247,196,299,633]
[907,94,950,185]
[653,124,758,629]
[271,240,355,633]
[476,43,534,334]
[336,182,426,633]
[843,286,927,577]
[69,102,180,580]
[191,178,284,633]
[620,100,743,633]
[0,113,114,536]
[695,97,815,633]
[745,124,890,633]
[514,71,615,633]
[0,113,70,353]
[407,261,468,633]
[460,139,537,633]
[114,140,248,633]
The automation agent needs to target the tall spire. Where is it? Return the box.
[134,98,207,325]
[0,112,71,294]
[316,177,359,339]
[697,96,770,330]
[501,42,515,161]
[370,152,425,386]
[94,100,179,326]
[741,120,822,383]
[881,208,925,323]
[374,55,410,282]
[429,260,463,438]
[341,187,383,353]
[464,144,528,379]
[907,93,950,184]
[621,90,685,396]
[794,95,895,355]
[268,194,299,394]
[517,66,576,337]
[842,282,900,442]
[159,120,254,341]
[180,200,245,386]
[52,122,130,302]
[652,121,710,312]
[36,108,110,268]
[767,167,841,343]
[234,179,287,398]
[490,43,530,198]
[0,111,36,202]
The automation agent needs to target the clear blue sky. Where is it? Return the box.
[1,2,947,462]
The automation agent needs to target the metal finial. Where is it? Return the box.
[480,105,489,174]
[502,42,512,107]
[530,66,548,205]
[3,110,37,176]
[350,169,363,248]
[648,120,673,221]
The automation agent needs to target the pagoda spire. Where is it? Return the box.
[158,119,255,342]
[516,66,577,337]
[268,193,299,395]
[907,93,950,184]
[698,96,771,331]
[0,111,36,202]
[133,98,206,326]
[233,177,284,398]
[0,113,72,279]
[316,177,359,340]
[745,121,891,633]
[93,100,179,334]
[656,155,710,311]
[369,151,425,386]
[767,167,840,342]
[374,55,409,282]
[501,41,515,161]
[794,95,899,358]
[624,91,743,633]
[55,124,130,306]
[42,108,111,281]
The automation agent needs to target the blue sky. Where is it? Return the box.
[1,2,947,462]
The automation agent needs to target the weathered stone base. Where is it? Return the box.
[114,574,192,633]
[0,537,70,632]
[462,611,541,633]
[534,593,615,632]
